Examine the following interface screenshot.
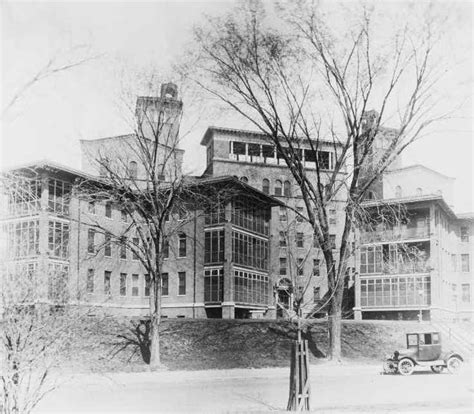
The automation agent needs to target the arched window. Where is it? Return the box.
[129,161,138,179]
[416,187,422,196]
[275,180,282,196]
[395,186,402,198]
[240,176,248,183]
[283,181,291,197]
[262,179,270,194]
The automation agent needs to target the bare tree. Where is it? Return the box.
[188,0,447,361]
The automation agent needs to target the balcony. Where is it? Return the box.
[361,225,430,244]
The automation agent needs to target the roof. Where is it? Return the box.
[80,133,184,153]
[361,194,459,220]
[201,126,345,147]
[385,164,455,180]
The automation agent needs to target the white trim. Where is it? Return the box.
[231,226,269,241]
[232,266,269,277]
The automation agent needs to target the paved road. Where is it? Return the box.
[37,362,473,413]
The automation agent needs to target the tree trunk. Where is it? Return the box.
[149,312,161,369]
[328,286,344,361]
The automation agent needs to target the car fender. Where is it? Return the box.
[441,351,463,362]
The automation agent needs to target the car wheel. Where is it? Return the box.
[398,358,415,376]
[446,356,462,374]
[383,360,397,374]
[431,365,443,374]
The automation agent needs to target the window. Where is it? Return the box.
[178,208,186,221]
[283,181,291,197]
[329,208,337,225]
[204,230,225,264]
[204,268,224,302]
[129,161,138,179]
[329,234,336,249]
[178,272,186,295]
[132,274,139,296]
[162,238,169,259]
[462,284,470,303]
[248,143,260,157]
[88,201,96,214]
[279,206,287,222]
[132,238,140,260]
[313,259,320,276]
[87,229,95,253]
[461,254,470,272]
[279,257,287,275]
[232,231,269,271]
[296,206,304,223]
[279,231,287,247]
[121,209,128,222]
[48,221,69,258]
[234,269,270,305]
[104,232,111,257]
[120,273,127,296]
[86,269,94,293]
[104,271,111,296]
[395,186,402,198]
[145,274,151,297]
[178,233,187,257]
[360,245,383,274]
[313,287,320,302]
[231,199,270,236]
[262,179,270,194]
[274,180,282,196]
[119,237,127,259]
[297,258,304,276]
[451,254,457,272]
[296,232,304,248]
[162,273,169,296]
[105,202,112,218]
[461,227,469,242]
[204,203,226,225]
[317,151,331,169]
[233,141,246,155]
[48,179,70,215]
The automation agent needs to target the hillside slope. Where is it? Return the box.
[68,318,444,373]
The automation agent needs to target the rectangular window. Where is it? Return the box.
[233,141,246,155]
[279,231,287,247]
[87,228,95,253]
[132,237,139,260]
[178,272,186,295]
[162,273,169,296]
[105,202,112,218]
[233,269,270,305]
[279,206,287,222]
[296,232,304,248]
[204,230,225,264]
[178,234,187,257]
[360,245,383,274]
[162,238,169,259]
[88,201,96,214]
[121,209,128,222]
[329,234,336,249]
[297,258,304,276]
[86,269,94,293]
[461,227,469,242]
[231,231,269,271]
[204,268,224,302]
[48,221,69,258]
[144,274,150,297]
[296,207,304,223]
[104,271,111,296]
[104,232,111,257]
[132,274,139,297]
[462,284,470,303]
[120,273,127,296]
[48,179,70,215]
[313,259,320,276]
[461,254,470,272]
[119,237,127,259]
[313,287,320,302]
[279,257,287,275]
[204,203,226,225]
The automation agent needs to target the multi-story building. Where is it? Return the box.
[354,166,473,321]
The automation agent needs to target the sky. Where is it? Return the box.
[1,0,473,213]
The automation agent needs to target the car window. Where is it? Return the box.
[407,334,418,346]
[432,333,440,344]
[424,334,432,345]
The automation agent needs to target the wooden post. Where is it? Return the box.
[287,338,311,411]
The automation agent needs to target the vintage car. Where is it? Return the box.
[383,332,463,376]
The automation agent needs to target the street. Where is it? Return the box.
[36,362,473,413]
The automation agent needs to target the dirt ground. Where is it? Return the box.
[36,360,473,413]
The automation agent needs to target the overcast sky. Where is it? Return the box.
[1,0,473,212]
